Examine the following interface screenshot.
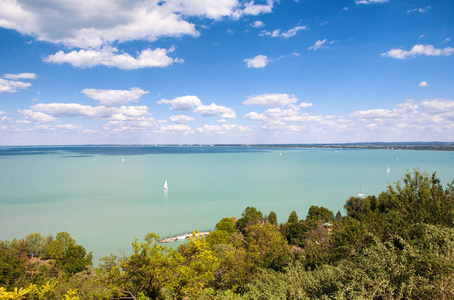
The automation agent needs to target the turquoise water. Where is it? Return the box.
[1,146,453,263]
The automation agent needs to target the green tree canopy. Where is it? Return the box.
[287,210,299,223]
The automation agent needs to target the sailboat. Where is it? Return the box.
[163,180,168,190]
[358,185,364,197]
[386,166,390,173]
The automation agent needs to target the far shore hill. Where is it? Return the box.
[2,142,454,151]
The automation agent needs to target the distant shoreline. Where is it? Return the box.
[1,142,454,151]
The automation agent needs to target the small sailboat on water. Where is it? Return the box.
[386,166,390,173]
[163,180,168,190]
[358,185,365,197]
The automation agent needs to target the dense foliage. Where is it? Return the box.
[1,170,453,299]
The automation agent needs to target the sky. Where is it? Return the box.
[0,0,453,145]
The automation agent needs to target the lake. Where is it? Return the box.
[1,146,453,263]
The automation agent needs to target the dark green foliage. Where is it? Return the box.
[287,210,299,223]
[267,211,277,225]
[281,221,309,247]
[47,232,93,275]
[330,217,368,260]
[0,241,26,286]
[307,205,334,222]
[236,207,263,234]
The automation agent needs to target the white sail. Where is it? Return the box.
[386,166,390,173]
[163,180,168,190]
[358,185,364,197]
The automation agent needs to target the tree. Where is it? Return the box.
[121,233,183,299]
[236,207,263,234]
[287,211,299,223]
[335,210,342,222]
[215,217,237,234]
[47,232,92,275]
[268,211,277,225]
[282,221,309,247]
[306,205,334,222]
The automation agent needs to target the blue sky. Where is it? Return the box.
[0,0,453,145]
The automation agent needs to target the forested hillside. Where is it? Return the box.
[1,170,453,299]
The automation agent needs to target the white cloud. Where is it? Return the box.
[381,44,454,59]
[299,102,313,108]
[407,6,431,13]
[443,37,451,43]
[157,95,202,110]
[351,108,396,119]
[45,47,183,69]
[194,103,236,119]
[160,124,194,133]
[18,110,58,124]
[3,73,37,80]
[308,39,327,51]
[238,125,254,132]
[419,99,454,115]
[55,124,82,131]
[31,103,149,120]
[251,20,265,28]
[169,115,194,124]
[240,0,275,17]
[418,81,429,87]
[355,0,389,4]
[0,111,11,124]
[81,87,149,106]
[260,25,307,38]
[196,124,237,133]
[244,55,269,68]
[0,0,275,50]
[243,93,298,107]
[0,78,31,93]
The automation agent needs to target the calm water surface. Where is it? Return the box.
[1,146,453,263]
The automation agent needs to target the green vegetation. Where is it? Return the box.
[1,169,453,299]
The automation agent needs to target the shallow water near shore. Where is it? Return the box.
[1,146,454,263]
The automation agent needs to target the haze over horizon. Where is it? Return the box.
[0,0,453,145]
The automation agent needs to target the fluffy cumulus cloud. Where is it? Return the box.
[240,95,454,140]
[194,103,236,119]
[243,93,299,107]
[81,87,149,106]
[158,95,202,110]
[18,110,58,124]
[244,55,269,68]
[251,20,265,28]
[418,81,429,87]
[0,0,276,48]
[0,78,31,93]
[260,25,307,38]
[381,44,454,59]
[31,103,149,120]
[45,47,183,69]
[169,115,194,124]
[0,73,36,93]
